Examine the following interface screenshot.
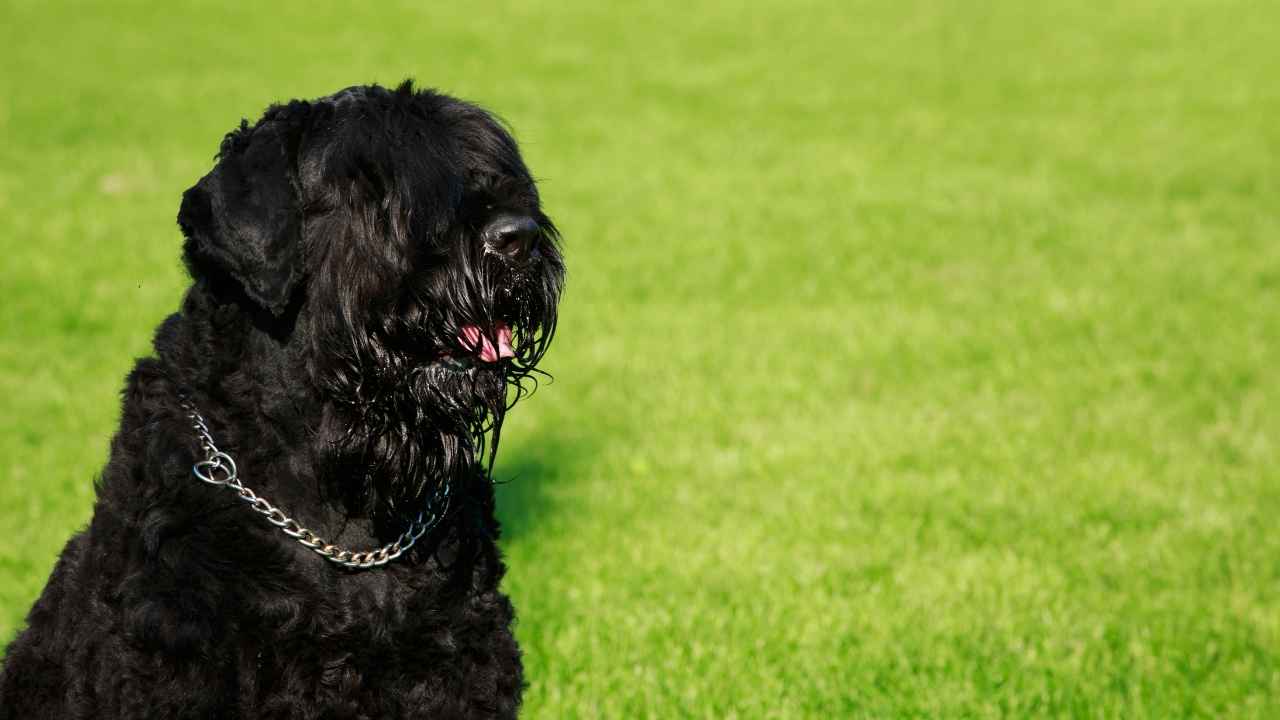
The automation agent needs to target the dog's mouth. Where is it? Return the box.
[460,323,515,363]
[431,322,516,372]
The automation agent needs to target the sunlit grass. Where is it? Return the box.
[2,1,1278,716]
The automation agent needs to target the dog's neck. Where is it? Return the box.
[156,282,483,541]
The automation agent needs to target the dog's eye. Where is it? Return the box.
[460,193,497,221]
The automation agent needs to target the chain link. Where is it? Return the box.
[179,397,449,569]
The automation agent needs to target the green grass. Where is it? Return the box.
[2,1,1278,716]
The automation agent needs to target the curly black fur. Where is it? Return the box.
[0,81,564,719]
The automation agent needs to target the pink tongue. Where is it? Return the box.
[459,323,515,362]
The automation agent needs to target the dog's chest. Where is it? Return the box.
[234,558,517,713]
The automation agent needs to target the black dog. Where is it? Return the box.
[0,81,564,719]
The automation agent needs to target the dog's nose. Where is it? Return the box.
[483,214,540,260]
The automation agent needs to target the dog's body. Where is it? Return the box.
[0,82,563,719]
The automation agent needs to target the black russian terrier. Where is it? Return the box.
[0,81,564,719]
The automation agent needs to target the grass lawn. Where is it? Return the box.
[2,1,1278,716]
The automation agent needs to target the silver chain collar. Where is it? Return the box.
[180,397,450,569]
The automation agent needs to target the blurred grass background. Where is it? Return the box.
[2,0,1278,716]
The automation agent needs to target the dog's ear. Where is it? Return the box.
[178,116,303,317]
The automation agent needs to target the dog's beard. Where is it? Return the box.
[311,240,563,535]
[315,358,503,534]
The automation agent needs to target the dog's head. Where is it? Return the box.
[177,81,564,527]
